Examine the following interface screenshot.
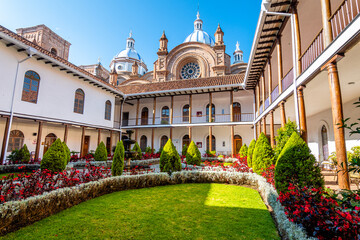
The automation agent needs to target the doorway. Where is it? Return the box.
[44,133,57,154]
[122,112,129,126]
[234,135,242,155]
[83,136,90,156]
[141,108,149,125]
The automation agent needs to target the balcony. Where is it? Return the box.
[116,113,254,128]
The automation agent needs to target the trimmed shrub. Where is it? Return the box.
[181,144,188,156]
[186,141,201,166]
[274,120,298,159]
[145,146,152,154]
[94,141,108,161]
[62,142,71,163]
[40,138,67,172]
[275,132,324,193]
[247,139,256,168]
[112,141,125,176]
[132,142,142,160]
[239,144,248,157]
[19,144,30,163]
[160,139,181,173]
[252,133,275,174]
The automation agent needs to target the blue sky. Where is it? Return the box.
[0,0,261,71]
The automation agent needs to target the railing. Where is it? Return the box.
[330,0,360,39]
[118,113,254,127]
[264,97,270,109]
[300,29,324,72]
[281,68,294,92]
[271,85,279,102]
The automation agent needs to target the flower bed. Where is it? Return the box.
[0,171,311,239]
[0,164,40,174]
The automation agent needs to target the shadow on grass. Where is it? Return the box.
[1,184,279,240]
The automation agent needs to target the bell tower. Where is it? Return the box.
[213,24,226,76]
[156,31,169,82]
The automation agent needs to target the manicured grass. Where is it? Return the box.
[2,184,279,240]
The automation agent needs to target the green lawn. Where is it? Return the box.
[1,184,279,240]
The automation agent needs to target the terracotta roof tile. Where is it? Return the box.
[118,74,244,95]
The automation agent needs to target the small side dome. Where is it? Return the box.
[184,12,215,46]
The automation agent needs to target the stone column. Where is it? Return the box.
[1,117,10,162]
[270,110,275,148]
[321,0,349,189]
[34,121,43,161]
[297,86,308,143]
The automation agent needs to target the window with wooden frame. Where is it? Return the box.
[8,130,24,152]
[105,100,111,120]
[74,89,85,114]
[22,70,40,103]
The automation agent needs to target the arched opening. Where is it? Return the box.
[321,125,329,161]
[8,130,24,152]
[160,135,168,149]
[182,135,190,148]
[22,70,40,103]
[206,103,215,122]
[182,104,190,122]
[140,135,147,152]
[44,133,57,154]
[161,106,169,124]
[234,135,242,155]
[233,102,241,122]
[206,135,216,152]
[105,100,111,120]
[50,48,57,56]
[74,89,85,114]
[141,107,149,125]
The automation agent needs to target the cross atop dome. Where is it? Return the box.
[126,30,135,49]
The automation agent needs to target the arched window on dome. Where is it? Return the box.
[22,70,40,103]
[105,100,111,120]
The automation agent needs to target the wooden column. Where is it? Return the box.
[170,128,173,140]
[321,0,349,189]
[267,59,273,103]
[297,86,308,143]
[209,126,213,151]
[262,116,267,135]
[255,123,258,139]
[209,92,213,122]
[230,91,234,122]
[231,126,234,157]
[189,95,192,123]
[63,124,69,144]
[189,127,192,141]
[109,130,113,154]
[151,128,155,153]
[261,73,265,111]
[170,96,174,124]
[256,84,260,114]
[80,126,85,157]
[135,99,140,126]
[97,129,101,146]
[259,119,262,133]
[1,117,10,162]
[292,5,302,76]
[34,121,43,161]
[270,110,275,148]
[277,37,283,93]
[279,101,286,127]
[152,97,156,125]
[257,122,261,138]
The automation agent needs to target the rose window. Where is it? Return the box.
[180,62,200,79]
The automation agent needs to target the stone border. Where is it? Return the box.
[0,171,313,239]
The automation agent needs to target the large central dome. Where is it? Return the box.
[184,12,215,46]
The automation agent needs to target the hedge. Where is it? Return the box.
[247,139,256,168]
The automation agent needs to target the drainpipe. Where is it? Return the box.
[119,95,127,140]
[2,47,36,164]
[261,0,301,129]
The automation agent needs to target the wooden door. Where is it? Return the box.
[141,108,148,125]
[83,136,90,156]
[234,135,242,155]
[233,103,241,122]
[44,133,57,154]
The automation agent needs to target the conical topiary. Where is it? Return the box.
[247,139,256,168]
[112,141,125,176]
[160,139,181,173]
[275,132,324,193]
[40,138,67,172]
[239,144,248,157]
[181,144,188,157]
[274,120,299,158]
[94,141,108,161]
[132,142,142,160]
[62,141,71,163]
[19,144,30,163]
[186,141,201,166]
[252,133,275,174]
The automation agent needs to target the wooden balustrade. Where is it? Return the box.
[330,0,360,39]
[300,29,324,72]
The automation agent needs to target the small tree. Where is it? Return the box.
[112,141,125,176]
[160,139,181,173]
[275,132,324,193]
[247,139,256,168]
[94,141,108,161]
[239,144,248,157]
[40,138,67,172]
[274,120,299,158]
[132,142,142,160]
[181,144,188,157]
[186,141,201,166]
[62,142,71,163]
[252,133,275,174]
[19,144,30,163]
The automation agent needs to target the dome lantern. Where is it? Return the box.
[184,11,215,46]
[233,41,244,63]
